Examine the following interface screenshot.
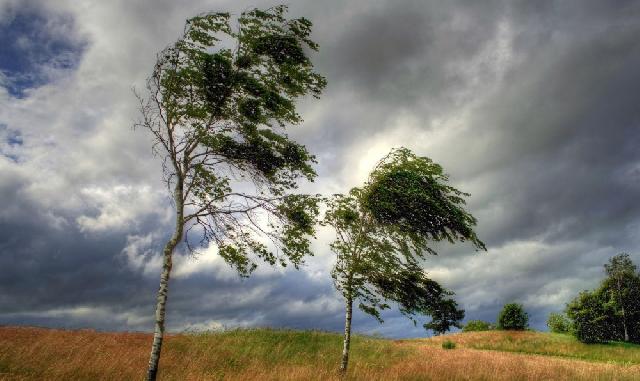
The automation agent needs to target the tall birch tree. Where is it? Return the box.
[323,148,485,375]
[135,6,325,380]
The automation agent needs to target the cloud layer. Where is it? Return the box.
[1,0,640,338]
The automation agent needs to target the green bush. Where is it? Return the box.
[441,340,456,349]
[497,303,529,330]
[546,312,571,333]
[463,320,494,332]
[566,290,617,343]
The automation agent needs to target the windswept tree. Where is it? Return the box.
[135,6,326,380]
[323,148,484,374]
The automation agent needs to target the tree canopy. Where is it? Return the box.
[137,5,326,275]
[497,303,529,330]
[361,148,485,255]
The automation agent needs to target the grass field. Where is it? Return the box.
[423,330,640,365]
[1,326,639,380]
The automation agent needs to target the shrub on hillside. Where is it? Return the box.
[546,312,571,333]
[497,303,529,330]
[442,340,456,349]
[462,320,494,332]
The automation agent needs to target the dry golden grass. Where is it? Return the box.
[1,326,639,380]
[423,330,640,365]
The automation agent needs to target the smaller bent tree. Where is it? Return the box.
[136,6,326,380]
[323,148,485,374]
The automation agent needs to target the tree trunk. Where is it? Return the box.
[617,277,629,342]
[339,293,353,375]
[622,305,629,342]
[146,179,184,381]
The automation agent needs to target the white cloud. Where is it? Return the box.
[76,185,168,233]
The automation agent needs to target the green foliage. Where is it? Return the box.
[497,303,529,331]
[546,312,572,334]
[361,148,486,255]
[566,290,616,343]
[441,340,456,349]
[323,148,483,333]
[423,299,466,335]
[605,253,637,279]
[463,320,495,332]
[138,5,326,276]
[565,253,640,344]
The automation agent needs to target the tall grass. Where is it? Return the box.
[1,326,639,380]
[0,326,409,380]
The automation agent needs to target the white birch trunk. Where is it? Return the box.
[622,305,629,342]
[146,179,184,381]
[339,294,353,375]
[617,277,629,342]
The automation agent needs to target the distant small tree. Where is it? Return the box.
[323,148,485,374]
[462,320,494,332]
[135,6,325,380]
[546,312,571,334]
[424,299,465,335]
[497,303,528,330]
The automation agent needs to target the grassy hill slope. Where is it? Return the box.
[1,326,639,380]
[423,330,640,365]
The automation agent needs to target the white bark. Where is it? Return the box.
[623,307,629,342]
[146,179,184,381]
[339,293,353,375]
[616,277,630,342]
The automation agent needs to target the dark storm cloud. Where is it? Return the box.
[0,171,152,317]
[1,0,640,338]
[325,1,498,99]
[454,2,640,248]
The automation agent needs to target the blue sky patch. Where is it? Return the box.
[0,124,22,162]
[0,6,86,98]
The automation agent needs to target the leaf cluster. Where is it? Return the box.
[361,147,486,255]
[137,5,326,276]
[546,312,572,334]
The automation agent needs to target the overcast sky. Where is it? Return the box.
[1,0,639,338]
